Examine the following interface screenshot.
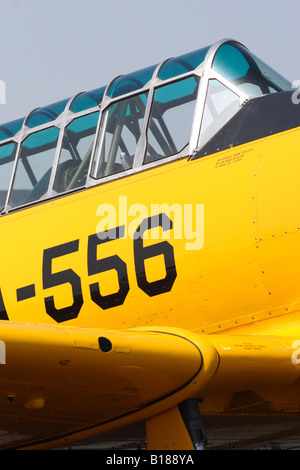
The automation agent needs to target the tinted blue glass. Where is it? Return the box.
[67,112,99,133]
[70,87,106,113]
[213,42,293,96]
[24,127,59,150]
[26,98,70,128]
[158,47,210,80]
[0,142,16,160]
[249,52,292,91]
[0,117,24,142]
[154,76,198,103]
[0,142,17,208]
[145,76,199,163]
[213,44,250,81]
[107,64,157,98]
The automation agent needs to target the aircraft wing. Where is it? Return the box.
[0,321,299,449]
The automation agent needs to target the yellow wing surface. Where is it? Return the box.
[0,321,299,449]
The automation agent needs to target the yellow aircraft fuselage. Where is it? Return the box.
[1,39,300,450]
[1,125,300,412]
[1,126,299,336]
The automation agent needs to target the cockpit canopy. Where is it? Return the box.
[0,39,293,213]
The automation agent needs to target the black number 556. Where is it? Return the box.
[42,213,177,323]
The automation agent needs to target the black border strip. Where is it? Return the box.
[192,91,300,160]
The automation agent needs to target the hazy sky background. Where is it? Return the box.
[0,0,299,124]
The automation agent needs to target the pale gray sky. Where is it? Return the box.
[0,0,299,123]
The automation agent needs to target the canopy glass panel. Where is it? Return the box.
[107,65,157,99]
[0,117,24,142]
[213,42,293,97]
[158,46,210,80]
[9,127,60,207]
[70,87,106,113]
[25,99,70,129]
